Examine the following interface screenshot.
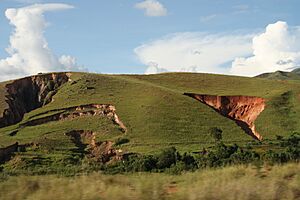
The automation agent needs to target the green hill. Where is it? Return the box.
[0,72,300,173]
[256,68,300,80]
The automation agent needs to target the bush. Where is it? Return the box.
[122,154,157,172]
[210,127,223,142]
[156,147,178,169]
[181,153,196,170]
[196,143,260,168]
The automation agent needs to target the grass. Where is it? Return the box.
[0,162,299,200]
[256,70,300,80]
[1,72,300,163]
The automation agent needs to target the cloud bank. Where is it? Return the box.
[0,3,82,82]
[231,21,300,76]
[135,0,167,17]
[135,32,253,74]
[135,21,300,76]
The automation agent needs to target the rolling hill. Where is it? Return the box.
[0,72,300,172]
[256,68,300,80]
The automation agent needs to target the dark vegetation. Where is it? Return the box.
[105,132,300,175]
[1,132,298,177]
[210,127,223,142]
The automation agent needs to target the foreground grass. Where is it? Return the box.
[0,163,299,200]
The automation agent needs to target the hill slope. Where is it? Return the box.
[0,72,300,171]
[256,68,300,80]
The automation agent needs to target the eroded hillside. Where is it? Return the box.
[184,93,265,140]
[0,72,300,156]
[0,73,71,127]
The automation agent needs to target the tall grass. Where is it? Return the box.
[0,163,299,200]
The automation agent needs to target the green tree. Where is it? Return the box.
[210,127,223,142]
[156,147,177,169]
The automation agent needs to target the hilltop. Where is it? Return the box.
[256,68,300,80]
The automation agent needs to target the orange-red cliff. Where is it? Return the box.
[184,93,265,140]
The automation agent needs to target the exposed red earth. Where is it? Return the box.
[184,93,266,140]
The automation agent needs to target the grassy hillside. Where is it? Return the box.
[0,72,300,174]
[1,163,299,200]
[1,72,300,152]
[256,68,300,80]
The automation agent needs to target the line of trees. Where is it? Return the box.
[104,132,300,174]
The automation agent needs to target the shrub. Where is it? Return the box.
[210,127,223,142]
[156,147,178,169]
[181,153,196,170]
[122,154,157,172]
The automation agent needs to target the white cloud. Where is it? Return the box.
[135,32,253,74]
[59,55,80,70]
[135,21,300,76]
[135,0,167,17]
[0,3,83,82]
[231,21,300,76]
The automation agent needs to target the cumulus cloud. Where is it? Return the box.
[231,21,300,76]
[135,32,253,74]
[135,0,167,17]
[135,21,300,76]
[0,3,83,82]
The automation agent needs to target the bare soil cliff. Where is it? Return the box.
[22,104,127,133]
[184,93,265,140]
[0,73,71,127]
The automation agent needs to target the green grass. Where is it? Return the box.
[256,70,300,80]
[0,162,299,200]
[1,72,300,155]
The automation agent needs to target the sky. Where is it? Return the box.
[0,0,300,81]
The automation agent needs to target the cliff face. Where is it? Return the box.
[0,73,71,128]
[22,104,127,133]
[184,93,265,140]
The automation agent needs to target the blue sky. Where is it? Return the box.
[0,0,300,80]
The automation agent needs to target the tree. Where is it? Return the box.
[156,147,177,169]
[210,127,223,142]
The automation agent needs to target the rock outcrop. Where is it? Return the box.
[184,93,265,140]
[0,73,71,128]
